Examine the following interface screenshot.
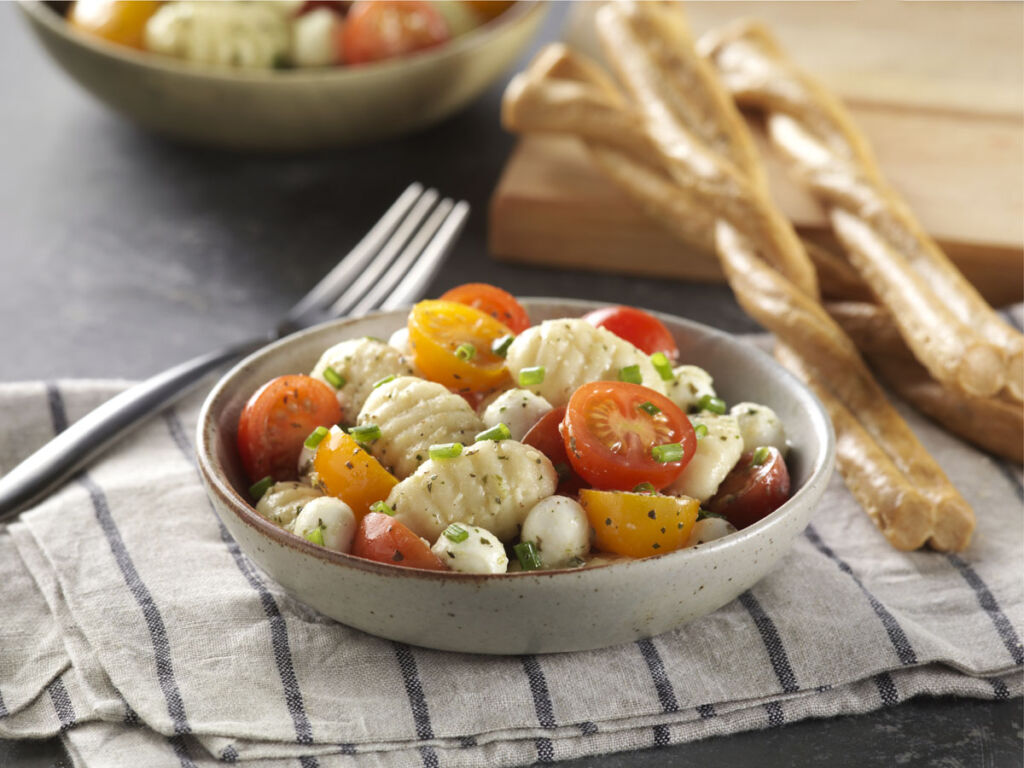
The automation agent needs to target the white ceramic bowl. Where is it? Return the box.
[197,299,834,654]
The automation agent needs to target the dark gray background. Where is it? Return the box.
[1,2,1020,766]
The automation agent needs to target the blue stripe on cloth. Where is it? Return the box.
[46,677,76,732]
[804,525,918,666]
[576,722,598,736]
[738,591,800,693]
[168,735,198,768]
[219,745,239,762]
[995,461,1024,504]
[947,554,1024,666]
[652,724,671,747]
[0,687,7,718]
[521,655,557,763]
[390,642,438,768]
[635,639,679,713]
[873,673,899,707]
[45,382,69,434]
[164,413,318,755]
[299,756,320,768]
[696,703,716,719]
[987,677,1009,700]
[533,737,554,763]
[764,701,785,727]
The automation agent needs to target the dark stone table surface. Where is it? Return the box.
[0,2,1019,766]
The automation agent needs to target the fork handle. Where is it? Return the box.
[0,336,269,520]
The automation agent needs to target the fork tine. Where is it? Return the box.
[284,182,424,324]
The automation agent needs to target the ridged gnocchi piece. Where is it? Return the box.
[665,413,744,501]
[256,482,323,528]
[505,319,666,408]
[730,402,788,455]
[666,365,716,413]
[357,376,483,478]
[310,337,415,420]
[387,440,558,542]
[480,389,553,441]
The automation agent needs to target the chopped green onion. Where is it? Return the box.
[698,394,727,415]
[513,540,543,571]
[248,475,274,501]
[752,446,772,466]
[429,442,463,460]
[304,526,324,546]
[518,366,546,387]
[455,343,476,361]
[443,524,469,543]
[697,509,728,521]
[304,425,329,449]
[632,482,656,494]
[567,556,586,568]
[491,334,516,358]
[652,442,684,463]
[348,424,381,443]
[370,501,394,516]
[475,423,511,442]
[618,364,643,384]
[373,374,396,389]
[694,423,709,439]
[638,401,660,416]
[322,366,345,389]
[650,352,674,381]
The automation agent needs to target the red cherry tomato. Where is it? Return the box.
[562,382,694,491]
[342,1,449,65]
[521,407,585,495]
[439,283,531,334]
[707,447,791,529]
[583,305,679,361]
[351,512,447,570]
[237,375,342,483]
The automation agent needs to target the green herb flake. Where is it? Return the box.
[513,540,542,571]
[248,475,274,502]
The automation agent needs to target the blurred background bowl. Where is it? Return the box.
[19,0,547,151]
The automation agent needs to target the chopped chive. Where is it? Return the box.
[694,423,709,439]
[518,366,546,387]
[567,556,586,568]
[348,424,381,443]
[618,364,642,384]
[491,334,515,358]
[752,446,772,466]
[455,343,476,361]
[475,423,511,442]
[322,366,345,389]
[697,508,728,521]
[373,374,396,389]
[304,425,329,449]
[248,475,274,501]
[652,442,683,463]
[650,352,674,381]
[632,481,656,494]
[443,524,469,543]
[429,442,463,460]
[698,394,727,414]
[304,526,324,546]
[638,401,660,416]
[370,500,394,516]
[513,540,542,571]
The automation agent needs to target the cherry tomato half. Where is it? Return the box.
[563,382,694,491]
[343,1,450,65]
[580,489,698,558]
[352,512,447,570]
[408,300,512,392]
[237,375,342,483]
[521,407,585,495]
[69,0,162,49]
[440,283,531,334]
[312,429,398,520]
[583,306,679,361]
[707,447,791,529]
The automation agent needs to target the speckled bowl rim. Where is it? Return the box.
[19,0,545,83]
[196,298,835,583]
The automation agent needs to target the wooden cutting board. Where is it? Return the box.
[490,0,1024,306]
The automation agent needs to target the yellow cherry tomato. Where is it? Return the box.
[69,0,162,49]
[312,429,397,520]
[407,300,512,392]
[462,1,516,22]
[580,489,699,558]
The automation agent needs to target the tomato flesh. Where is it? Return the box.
[312,429,398,520]
[343,1,449,65]
[408,300,511,392]
[707,447,791,529]
[237,375,342,483]
[521,407,585,495]
[440,283,531,334]
[583,306,679,361]
[352,512,447,570]
[580,489,698,558]
[563,382,694,491]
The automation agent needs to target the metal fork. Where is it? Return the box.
[0,183,468,519]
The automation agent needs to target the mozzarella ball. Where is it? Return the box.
[480,389,553,441]
[686,516,738,546]
[520,496,590,569]
[730,402,787,455]
[291,497,356,553]
[388,327,412,357]
[256,482,323,528]
[292,8,339,67]
[666,365,716,413]
[431,524,508,574]
[665,413,744,501]
[310,337,415,420]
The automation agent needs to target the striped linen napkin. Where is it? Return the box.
[1,352,1021,767]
